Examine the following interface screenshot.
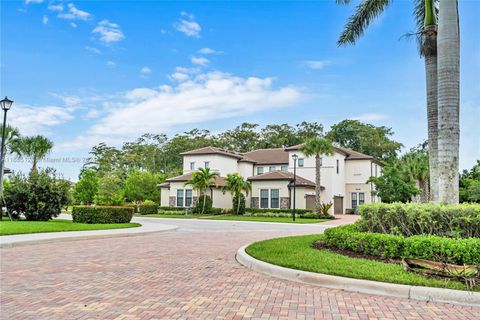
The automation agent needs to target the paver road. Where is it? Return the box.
[1,218,479,320]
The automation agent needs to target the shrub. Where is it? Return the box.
[137,203,159,215]
[5,170,70,221]
[124,170,160,202]
[246,208,313,214]
[159,206,186,212]
[322,224,480,265]
[72,206,134,224]
[358,203,480,238]
[193,195,212,214]
[232,193,246,215]
[243,211,333,219]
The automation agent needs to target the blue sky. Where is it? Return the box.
[1,0,479,180]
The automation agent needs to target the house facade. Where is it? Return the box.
[159,145,382,214]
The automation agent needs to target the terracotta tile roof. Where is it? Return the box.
[284,144,373,160]
[180,146,244,160]
[247,171,322,189]
[242,148,289,165]
[165,172,228,187]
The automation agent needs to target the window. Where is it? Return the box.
[269,166,276,172]
[298,158,304,167]
[177,189,184,207]
[375,164,378,176]
[336,159,339,174]
[204,161,210,169]
[270,189,279,208]
[257,166,264,175]
[185,190,193,207]
[320,157,323,166]
[351,192,357,209]
[281,165,288,172]
[359,192,365,205]
[260,189,269,208]
[190,162,195,171]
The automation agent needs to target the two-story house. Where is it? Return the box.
[159,145,381,214]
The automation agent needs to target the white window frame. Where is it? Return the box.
[269,166,276,172]
[351,192,365,209]
[204,161,210,169]
[190,162,195,171]
[281,165,288,172]
[298,158,304,167]
[259,188,280,209]
[257,166,264,175]
[177,189,193,207]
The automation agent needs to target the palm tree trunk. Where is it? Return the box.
[437,0,460,204]
[315,155,321,213]
[237,193,241,215]
[423,25,439,202]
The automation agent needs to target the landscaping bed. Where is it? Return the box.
[206,215,329,224]
[0,219,140,236]
[246,234,477,291]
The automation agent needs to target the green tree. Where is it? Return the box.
[124,170,161,203]
[459,161,480,203]
[95,174,125,205]
[368,163,420,203]
[401,149,430,202]
[222,173,252,215]
[73,170,99,205]
[83,142,123,177]
[300,137,334,214]
[216,123,260,152]
[11,135,53,174]
[295,121,324,143]
[326,120,402,161]
[184,168,219,214]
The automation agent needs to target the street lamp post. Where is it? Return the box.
[0,96,13,202]
[291,154,298,222]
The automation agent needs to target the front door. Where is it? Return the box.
[305,195,315,210]
[334,196,343,215]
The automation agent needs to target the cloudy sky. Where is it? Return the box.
[1,0,479,180]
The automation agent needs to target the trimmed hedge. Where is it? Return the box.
[358,203,480,238]
[322,224,480,265]
[246,207,313,214]
[137,204,159,215]
[72,206,134,224]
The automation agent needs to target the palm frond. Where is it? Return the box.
[336,0,352,4]
[409,0,438,57]
[337,0,392,46]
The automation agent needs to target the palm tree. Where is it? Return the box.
[184,167,219,214]
[222,173,252,215]
[402,151,430,202]
[437,0,460,204]
[337,0,441,202]
[300,137,334,214]
[11,135,53,174]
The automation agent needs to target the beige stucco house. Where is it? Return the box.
[159,145,381,214]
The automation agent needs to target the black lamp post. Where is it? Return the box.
[291,153,298,222]
[0,96,13,199]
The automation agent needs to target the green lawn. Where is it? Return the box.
[246,234,476,291]
[0,219,141,236]
[206,215,329,224]
[135,213,209,219]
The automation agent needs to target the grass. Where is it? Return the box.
[246,234,476,291]
[0,219,140,236]
[134,214,207,219]
[206,215,329,224]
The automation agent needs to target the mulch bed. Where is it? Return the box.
[312,241,401,264]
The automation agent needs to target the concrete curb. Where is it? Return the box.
[236,245,480,307]
[0,224,178,249]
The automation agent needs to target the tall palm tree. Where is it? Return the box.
[184,167,219,214]
[222,173,252,215]
[11,135,53,174]
[437,0,460,204]
[300,137,334,214]
[337,0,441,202]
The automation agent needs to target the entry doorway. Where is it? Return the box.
[305,195,315,210]
[334,196,344,215]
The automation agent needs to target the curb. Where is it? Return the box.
[0,225,178,249]
[236,245,480,307]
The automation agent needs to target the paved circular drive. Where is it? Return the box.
[1,218,479,320]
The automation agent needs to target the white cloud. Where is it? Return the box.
[25,0,43,4]
[169,72,190,82]
[92,20,124,44]
[51,93,82,107]
[10,104,74,135]
[85,46,101,55]
[58,3,91,21]
[197,48,221,55]
[302,60,332,70]
[175,12,201,37]
[70,22,77,28]
[84,109,101,119]
[191,56,209,66]
[106,61,116,67]
[47,3,63,12]
[42,15,48,24]
[351,113,388,122]
[140,67,152,74]
[61,72,301,150]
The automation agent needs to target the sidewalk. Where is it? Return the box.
[0,214,177,248]
[316,214,360,226]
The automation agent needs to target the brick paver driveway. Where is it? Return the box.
[1,218,478,320]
